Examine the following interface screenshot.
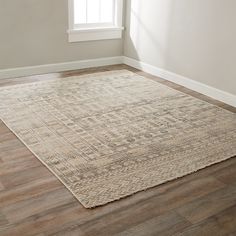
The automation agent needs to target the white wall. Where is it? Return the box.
[1,0,235,97]
[0,0,123,69]
[124,0,236,95]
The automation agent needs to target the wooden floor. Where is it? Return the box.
[0,65,235,236]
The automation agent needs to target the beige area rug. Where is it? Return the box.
[0,70,235,208]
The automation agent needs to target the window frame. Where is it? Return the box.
[68,0,124,42]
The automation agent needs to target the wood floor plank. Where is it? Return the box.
[54,211,191,236]
[46,176,224,236]
[0,175,212,236]
[2,188,75,224]
[0,202,81,236]
[0,180,5,191]
[0,130,15,143]
[0,154,41,176]
[213,161,236,185]
[0,211,8,226]
[113,211,191,236]
[0,176,62,208]
[187,157,236,180]
[176,183,236,224]
[176,204,236,236]
[0,138,23,152]
[0,166,52,189]
[228,232,236,236]
[0,65,127,87]
[0,145,33,162]
[0,121,11,134]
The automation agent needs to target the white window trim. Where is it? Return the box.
[68,0,124,42]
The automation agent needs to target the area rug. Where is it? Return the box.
[0,70,235,208]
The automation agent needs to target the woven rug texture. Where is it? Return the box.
[0,70,235,208]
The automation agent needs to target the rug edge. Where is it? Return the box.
[0,117,90,208]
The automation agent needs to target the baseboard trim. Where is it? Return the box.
[123,56,236,108]
[1,56,235,107]
[0,56,123,80]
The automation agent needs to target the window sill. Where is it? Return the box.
[68,27,124,42]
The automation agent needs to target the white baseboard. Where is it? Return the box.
[0,56,123,80]
[0,55,235,107]
[123,56,236,108]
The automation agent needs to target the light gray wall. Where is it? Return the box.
[124,0,236,95]
[0,0,123,69]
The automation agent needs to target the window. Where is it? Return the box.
[68,0,124,42]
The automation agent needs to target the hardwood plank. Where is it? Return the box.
[176,184,236,224]
[54,211,191,236]
[0,133,17,143]
[113,211,191,236]
[0,176,62,208]
[228,232,236,236]
[0,146,33,162]
[186,157,236,180]
[0,180,5,191]
[0,65,127,87]
[0,121,11,133]
[0,211,8,227]
[0,166,52,189]
[46,176,224,236]
[213,162,236,185]
[0,154,40,176]
[135,69,236,113]
[0,202,80,236]
[0,138,23,152]
[2,188,75,223]
[0,175,221,236]
[176,204,236,236]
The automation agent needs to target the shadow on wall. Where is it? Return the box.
[124,0,174,68]
[163,0,236,80]
[124,0,236,95]
[124,0,212,70]
[124,0,140,62]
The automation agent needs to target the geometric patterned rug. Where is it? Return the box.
[0,70,235,208]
